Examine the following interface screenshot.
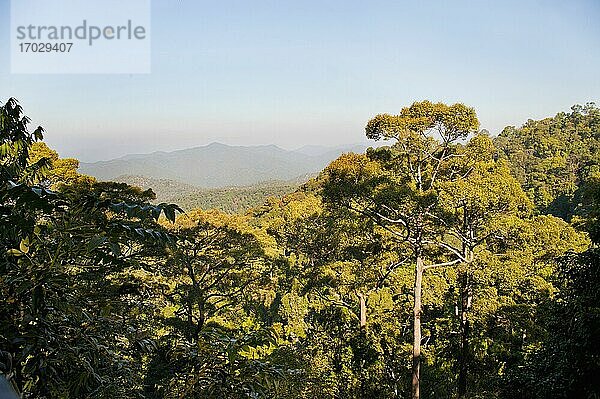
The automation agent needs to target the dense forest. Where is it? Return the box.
[1,98,599,398]
[114,174,301,213]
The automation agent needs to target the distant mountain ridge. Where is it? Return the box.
[80,142,369,188]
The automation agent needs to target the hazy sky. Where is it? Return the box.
[1,0,599,162]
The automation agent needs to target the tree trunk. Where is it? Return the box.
[359,293,367,328]
[458,273,472,397]
[458,241,474,398]
[412,256,424,399]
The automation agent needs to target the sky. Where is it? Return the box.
[1,0,599,162]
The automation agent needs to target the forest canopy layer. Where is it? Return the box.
[1,98,599,399]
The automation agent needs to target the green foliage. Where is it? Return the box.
[0,98,182,398]
[494,102,600,220]
[504,249,600,398]
[28,142,96,188]
[365,101,479,143]
[117,174,301,213]
[573,171,600,244]
[1,98,599,399]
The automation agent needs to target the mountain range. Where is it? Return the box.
[80,142,369,188]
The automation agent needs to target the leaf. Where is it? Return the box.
[33,126,44,140]
[109,242,121,257]
[19,237,30,254]
[151,206,161,220]
[163,206,176,223]
[6,249,23,257]
[86,235,107,252]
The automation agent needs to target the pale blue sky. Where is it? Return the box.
[1,0,599,161]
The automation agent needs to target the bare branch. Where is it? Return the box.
[378,256,412,287]
[423,240,468,263]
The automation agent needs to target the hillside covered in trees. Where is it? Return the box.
[114,174,303,213]
[1,98,599,399]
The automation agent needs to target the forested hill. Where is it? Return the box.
[115,174,302,213]
[79,142,368,188]
[494,102,600,224]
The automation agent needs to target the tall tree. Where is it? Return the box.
[322,101,480,398]
[436,134,532,396]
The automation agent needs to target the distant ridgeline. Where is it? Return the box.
[79,142,369,188]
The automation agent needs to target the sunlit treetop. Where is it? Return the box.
[365,100,479,144]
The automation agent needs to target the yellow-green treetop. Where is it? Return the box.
[28,142,95,188]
